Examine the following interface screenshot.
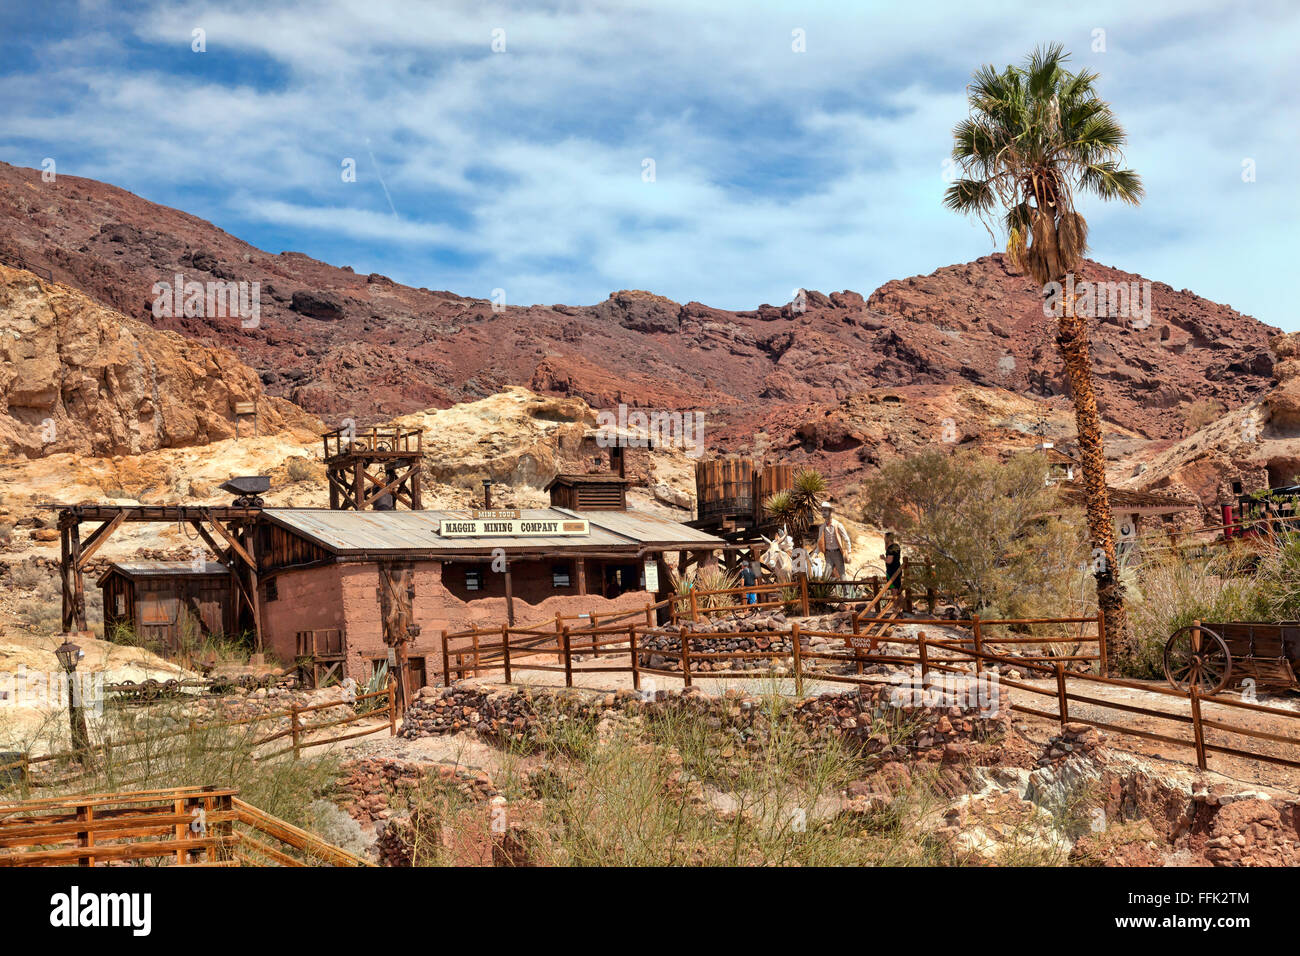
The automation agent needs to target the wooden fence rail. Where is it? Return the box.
[0,785,372,866]
[0,678,398,793]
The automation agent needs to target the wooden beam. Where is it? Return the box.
[503,562,515,626]
[202,514,256,571]
[76,512,126,570]
[575,557,587,596]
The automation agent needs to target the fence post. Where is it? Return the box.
[852,613,863,675]
[290,703,301,760]
[791,622,803,697]
[645,603,654,627]
[1054,662,1068,727]
[799,573,810,617]
[562,626,573,688]
[689,588,700,623]
[441,629,450,686]
[918,630,929,679]
[472,632,480,678]
[971,616,984,677]
[679,626,692,688]
[629,624,640,692]
[389,675,397,735]
[502,626,512,685]
[1189,684,1208,771]
[1097,609,1108,676]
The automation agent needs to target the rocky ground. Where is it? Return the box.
[319,679,1300,867]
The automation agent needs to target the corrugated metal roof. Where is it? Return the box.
[102,562,230,578]
[569,509,724,545]
[262,508,722,555]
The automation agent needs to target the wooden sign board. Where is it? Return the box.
[438,517,589,538]
[234,401,257,416]
[473,509,521,520]
[845,635,873,650]
[643,558,659,591]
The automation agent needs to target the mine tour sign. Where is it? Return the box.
[438,516,590,538]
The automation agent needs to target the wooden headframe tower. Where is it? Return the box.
[323,425,424,511]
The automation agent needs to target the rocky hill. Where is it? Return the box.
[0,161,1278,449]
[0,263,319,459]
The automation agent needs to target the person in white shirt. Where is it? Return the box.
[813,502,851,577]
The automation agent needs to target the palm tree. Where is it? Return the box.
[943,44,1143,672]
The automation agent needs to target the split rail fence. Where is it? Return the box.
[0,679,397,795]
[439,608,1300,776]
[0,785,372,866]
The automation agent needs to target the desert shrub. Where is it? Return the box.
[9,560,45,590]
[1182,398,1226,434]
[861,449,1090,617]
[285,457,316,483]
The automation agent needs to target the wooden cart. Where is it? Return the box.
[1163,621,1300,695]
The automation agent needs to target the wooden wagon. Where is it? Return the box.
[1163,621,1300,695]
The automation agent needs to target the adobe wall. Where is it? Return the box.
[263,559,655,687]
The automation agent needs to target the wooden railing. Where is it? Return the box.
[0,678,397,793]
[0,785,372,867]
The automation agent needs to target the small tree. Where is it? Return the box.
[861,449,1088,616]
[763,469,828,547]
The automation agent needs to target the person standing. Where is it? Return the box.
[740,557,758,605]
[882,531,902,590]
[814,502,852,578]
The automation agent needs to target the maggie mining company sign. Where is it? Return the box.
[438,516,590,538]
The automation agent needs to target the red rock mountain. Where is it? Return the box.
[0,160,1278,461]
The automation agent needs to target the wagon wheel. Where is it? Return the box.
[1163,625,1232,695]
[117,679,137,700]
[141,679,162,701]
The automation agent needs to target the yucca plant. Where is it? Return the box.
[763,469,828,547]
[944,44,1143,671]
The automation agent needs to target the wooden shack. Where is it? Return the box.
[545,474,633,510]
[98,562,238,650]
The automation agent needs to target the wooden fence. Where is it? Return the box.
[0,678,397,794]
[433,611,1300,775]
[0,785,372,866]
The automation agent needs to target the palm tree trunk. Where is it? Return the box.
[1057,290,1130,674]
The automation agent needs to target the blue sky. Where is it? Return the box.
[1,0,1297,327]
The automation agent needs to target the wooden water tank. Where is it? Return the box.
[695,457,755,522]
[754,463,796,521]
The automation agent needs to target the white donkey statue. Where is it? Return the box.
[760,526,796,583]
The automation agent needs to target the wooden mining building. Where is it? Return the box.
[54,426,722,697]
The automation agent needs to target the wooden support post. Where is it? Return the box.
[290,703,301,760]
[69,520,86,631]
[389,676,398,735]
[628,624,640,691]
[689,588,699,623]
[441,630,450,686]
[799,573,810,617]
[244,524,263,653]
[918,630,929,679]
[679,626,692,688]
[1054,662,1068,727]
[562,626,573,687]
[644,603,654,627]
[354,460,365,511]
[503,562,515,626]
[60,522,72,632]
[502,625,512,684]
[791,622,803,697]
[852,613,863,675]
[1189,684,1208,771]
[972,616,984,677]
[472,632,480,678]
[576,557,587,595]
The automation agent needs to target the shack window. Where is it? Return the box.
[465,569,483,591]
[115,594,125,615]
[552,565,571,588]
